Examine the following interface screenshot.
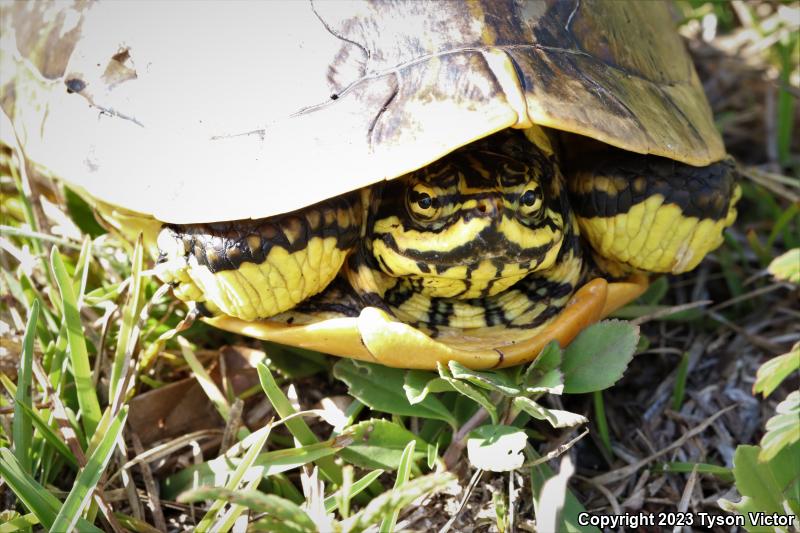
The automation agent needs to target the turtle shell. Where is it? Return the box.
[1,0,724,225]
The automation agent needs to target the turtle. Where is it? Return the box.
[0,0,739,369]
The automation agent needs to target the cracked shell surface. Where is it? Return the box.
[1,0,724,224]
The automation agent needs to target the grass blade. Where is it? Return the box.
[13,299,38,473]
[195,422,272,532]
[344,473,455,533]
[51,407,128,532]
[379,440,415,533]
[257,362,343,485]
[593,390,612,457]
[162,437,347,499]
[109,236,144,402]
[0,448,58,528]
[15,401,80,469]
[50,247,102,436]
[671,352,690,412]
[324,469,384,513]
[179,337,232,421]
[181,488,317,532]
[0,448,103,532]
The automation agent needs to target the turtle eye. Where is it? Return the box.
[520,187,543,215]
[407,184,441,221]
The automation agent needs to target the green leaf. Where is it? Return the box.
[403,370,453,404]
[759,391,800,462]
[180,337,233,422]
[467,425,527,472]
[257,362,341,485]
[636,276,668,305]
[513,397,587,429]
[339,419,426,470]
[380,440,415,533]
[334,359,457,427]
[12,300,38,473]
[162,438,344,499]
[655,462,733,482]
[561,320,639,394]
[753,343,800,398]
[719,442,800,532]
[179,488,317,532]
[768,248,800,284]
[437,362,499,424]
[523,341,564,394]
[63,187,106,238]
[50,247,102,436]
[265,343,329,379]
[447,362,522,396]
[51,407,128,533]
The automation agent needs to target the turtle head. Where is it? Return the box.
[366,131,570,299]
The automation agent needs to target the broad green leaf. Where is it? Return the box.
[51,407,128,533]
[339,419,426,470]
[12,300,38,473]
[380,440,416,533]
[403,370,453,404]
[561,320,639,394]
[437,362,498,424]
[334,359,457,427]
[179,488,316,532]
[343,473,456,533]
[448,362,521,396]
[63,187,106,238]
[513,397,587,429]
[718,442,800,532]
[753,343,800,398]
[467,425,527,472]
[523,341,564,394]
[50,247,102,436]
[768,248,800,283]
[759,391,800,462]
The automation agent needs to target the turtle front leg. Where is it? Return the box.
[567,154,740,276]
